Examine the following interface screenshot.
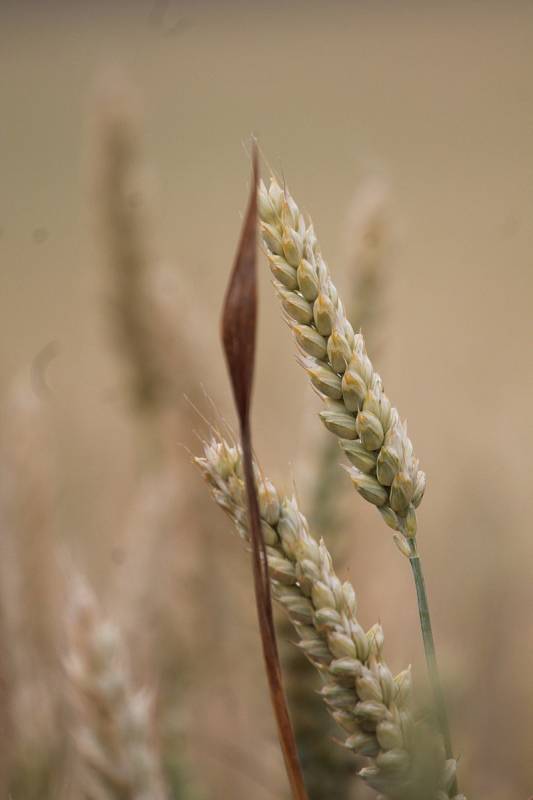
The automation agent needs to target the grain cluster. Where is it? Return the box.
[196,437,463,800]
[259,178,425,544]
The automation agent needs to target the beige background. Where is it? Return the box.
[1,2,532,798]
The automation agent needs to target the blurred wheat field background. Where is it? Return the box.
[0,2,532,799]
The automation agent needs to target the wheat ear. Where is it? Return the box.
[258,177,423,546]
[65,576,167,800]
[196,437,464,800]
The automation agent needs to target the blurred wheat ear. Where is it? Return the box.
[65,573,168,800]
[95,81,176,421]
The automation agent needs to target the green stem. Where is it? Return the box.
[408,540,458,796]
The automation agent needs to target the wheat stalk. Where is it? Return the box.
[258,176,458,785]
[196,436,464,800]
[65,576,167,800]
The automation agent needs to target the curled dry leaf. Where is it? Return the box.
[220,143,308,800]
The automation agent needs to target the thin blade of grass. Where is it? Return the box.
[221,143,308,800]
